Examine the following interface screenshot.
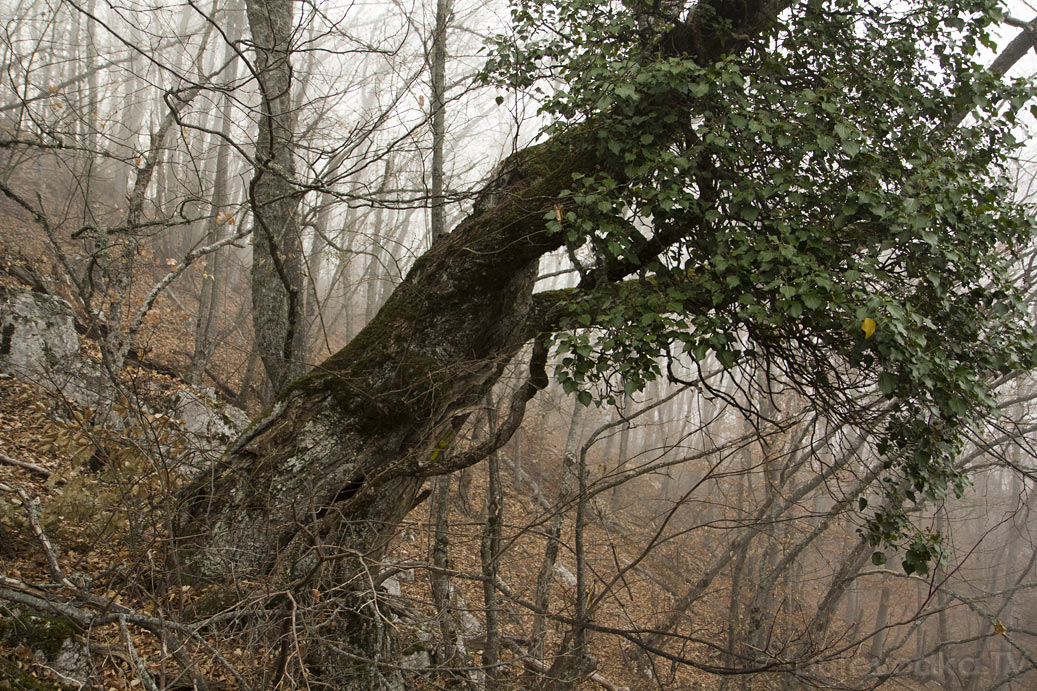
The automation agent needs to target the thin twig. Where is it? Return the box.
[9,485,77,589]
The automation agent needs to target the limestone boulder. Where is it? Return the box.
[0,285,103,408]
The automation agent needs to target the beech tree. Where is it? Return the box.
[167,0,1037,686]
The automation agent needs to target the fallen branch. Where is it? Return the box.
[119,615,160,691]
[0,451,51,478]
[0,491,246,691]
[6,484,76,589]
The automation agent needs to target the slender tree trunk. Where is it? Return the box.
[935,512,953,687]
[724,445,750,672]
[732,395,785,667]
[810,537,869,646]
[543,404,595,690]
[481,399,504,690]
[114,20,146,205]
[234,345,260,409]
[511,425,522,485]
[302,193,332,358]
[428,0,451,244]
[609,390,631,512]
[363,158,395,324]
[247,0,306,397]
[430,474,461,668]
[530,400,585,663]
[871,587,891,659]
[187,8,243,384]
[82,0,98,209]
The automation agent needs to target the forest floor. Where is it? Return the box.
[0,195,938,689]
[0,374,717,688]
[0,258,712,689]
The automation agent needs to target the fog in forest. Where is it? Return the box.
[1,0,1036,688]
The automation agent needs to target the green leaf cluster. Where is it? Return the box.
[488,0,1037,571]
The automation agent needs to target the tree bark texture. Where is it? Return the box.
[429,0,451,243]
[176,123,597,576]
[480,429,504,690]
[175,0,794,684]
[247,0,306,396]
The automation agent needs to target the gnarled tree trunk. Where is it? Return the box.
[174,1,793,685]
[175,139,564,687]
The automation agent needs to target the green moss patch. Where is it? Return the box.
[0,613,80,690]
[0,614,77,659]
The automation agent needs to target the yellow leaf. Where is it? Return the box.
[995,619,1007,635]
[861,317,876,339]
[554,202,564,222]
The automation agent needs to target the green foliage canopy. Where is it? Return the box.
[487,0,1037,567]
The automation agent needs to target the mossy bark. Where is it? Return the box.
[174,1,791,684]
[174,135,588,688]
[176,133,590,578]
[0,613,78,659]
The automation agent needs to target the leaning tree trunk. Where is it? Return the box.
[174,2,794,686]
[174,137,570,688]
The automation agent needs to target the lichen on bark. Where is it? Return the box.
[171,4,794,685]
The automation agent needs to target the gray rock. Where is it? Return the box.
[42,636,90,684]
[0,285,250,474]
[400,648,430,670]
[167,387,250,471]
[0,285,103,408]
[382,576,401,597]
[554,563,578,587]
[447,584,483,638]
